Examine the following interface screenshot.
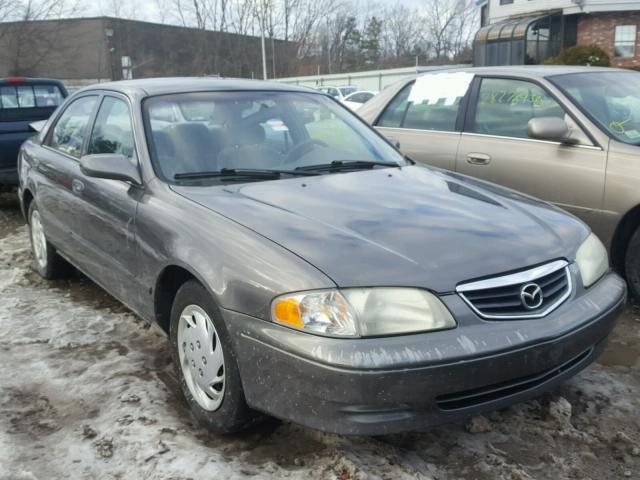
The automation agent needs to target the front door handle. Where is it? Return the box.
[72,178,85,194]
[466,153,491,165]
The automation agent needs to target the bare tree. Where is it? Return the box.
[0,0,82,76]
[422,0,477,61]
[383,3,423,65]
[101,0,139,19]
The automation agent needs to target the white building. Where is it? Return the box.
[474,0,640,66]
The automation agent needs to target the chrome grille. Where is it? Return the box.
[457,260,572,319]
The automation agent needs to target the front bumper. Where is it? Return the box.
[224,271,626,435]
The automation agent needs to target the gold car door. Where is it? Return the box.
[456,76,607,229]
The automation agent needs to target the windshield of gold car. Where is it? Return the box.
[143,91,406,182]
[551,71,640,145]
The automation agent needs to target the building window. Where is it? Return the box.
[615,25,636,58]
[480,4,488,27]
[500,0,514,5]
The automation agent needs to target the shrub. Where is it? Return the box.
[543,44,610,67]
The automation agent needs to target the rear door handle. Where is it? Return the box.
[72,178,85,194]
[466,153,491,165]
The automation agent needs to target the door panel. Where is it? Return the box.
[377,126,460,170]
[456,134,606,226]
[457,77,606,228]
[71,95,142,309]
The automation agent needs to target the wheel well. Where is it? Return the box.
[154,265,197,333]
[611,205,640,274]
[22,189,34,220]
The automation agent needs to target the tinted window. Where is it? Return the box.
[17,86,36,108]
[339,86,357,96]
[49,96,98,158]
[551,71,640,145]
[377,84,411,128]
[378,73,472,131]
[0,84,64,109]
[88,97,135,157]
[34,85,65,107]
[474,78,564,138]
[0,87,18,108]
[347,92,373,104]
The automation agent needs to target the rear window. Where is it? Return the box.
[0,84,64,109]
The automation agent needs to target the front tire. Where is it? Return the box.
[169,280,259,434]
[28,201,71,279]
[625,226,640,299]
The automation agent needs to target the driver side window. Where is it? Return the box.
[88,97,136,158]
[49,96,99,158]
[473,78,564,139]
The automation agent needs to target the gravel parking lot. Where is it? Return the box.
[1,191,639,480]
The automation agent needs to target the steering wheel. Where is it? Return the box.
[282,139,328,165]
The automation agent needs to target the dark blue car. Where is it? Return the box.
[0,77,67,187]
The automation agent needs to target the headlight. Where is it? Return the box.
[575,233,609,287]
[271,288,456,337]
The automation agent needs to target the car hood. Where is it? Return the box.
[172,166,589,292]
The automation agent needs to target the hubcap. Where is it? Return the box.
[177,305,225,411]
[30,209,47,269]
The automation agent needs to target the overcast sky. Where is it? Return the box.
[85,0,428,24]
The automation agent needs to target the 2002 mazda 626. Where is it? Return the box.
[18,78,626,435]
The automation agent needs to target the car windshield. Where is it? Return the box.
[143,90,406,183]
[550,71,640,145]
[339,86,358,96]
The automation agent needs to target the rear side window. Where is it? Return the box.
[0,87,18,108]
[88,97,135,158]
[377,84,411,128]
[34,85,65,107]
[0,84,64,109]
[49,96,98,158]
[377,73,473,132]
[473,78,565,139]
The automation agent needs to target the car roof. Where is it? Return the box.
[0,77,66,86]
[83,77,318,97]
[419,65,630,79]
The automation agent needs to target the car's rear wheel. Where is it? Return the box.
[169,280,259,433]
[625,226,640,299]
[28,202,71,279]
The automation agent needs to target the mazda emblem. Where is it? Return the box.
[520,283,543,310]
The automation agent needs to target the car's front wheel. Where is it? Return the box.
[625,226,640,299]
[169,280,259,433]
[28,201,71,279]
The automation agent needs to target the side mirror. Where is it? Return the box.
[386,136,401,149]
[528,117,578,145]
[80,154,142,185]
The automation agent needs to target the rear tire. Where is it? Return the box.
[169,280,260,434]
[625,227,640,300]
[28,201,72,279]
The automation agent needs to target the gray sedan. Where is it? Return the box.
[18,78,626,435]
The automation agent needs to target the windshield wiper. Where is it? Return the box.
[295,160,400,173]
[174,168,318,181]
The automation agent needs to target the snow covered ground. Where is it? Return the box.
[1,192,639,480]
